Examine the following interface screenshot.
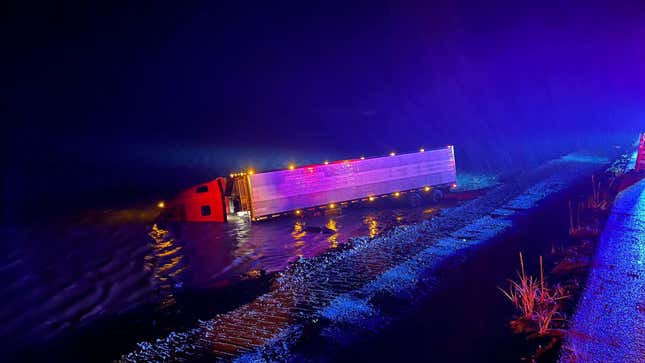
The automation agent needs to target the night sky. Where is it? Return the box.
[4,1,644,220]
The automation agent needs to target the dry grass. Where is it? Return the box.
[569,200,599,237]
[589,174,609,210]
[499,253,569,335]
[535,281,569,334]
[498,252,538,320]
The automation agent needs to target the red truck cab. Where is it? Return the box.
[163,177,228,222]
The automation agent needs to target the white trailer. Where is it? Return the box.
[230,146,457,221]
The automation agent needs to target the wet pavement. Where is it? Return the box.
[565,178,645,362]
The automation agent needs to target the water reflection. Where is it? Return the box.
[363,216,379,238]
[146,224,185,310]
[291,220,307,240]
[151,198,456,292]
[325,219,339,248]
[0,193,459,356]
[229,216,251,246]
[423,207,438,215]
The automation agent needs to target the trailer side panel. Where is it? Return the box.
[249,146,456,218]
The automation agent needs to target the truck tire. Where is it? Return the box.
[431,189,444,203]
[407,192,423,207]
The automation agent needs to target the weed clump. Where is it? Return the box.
[499,252,569,336]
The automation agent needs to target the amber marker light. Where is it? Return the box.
[157,201,165,208]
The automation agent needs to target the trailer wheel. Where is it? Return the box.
[431,189,444,203]
[407,192,423,207]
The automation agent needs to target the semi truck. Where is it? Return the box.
[164,145,457,223]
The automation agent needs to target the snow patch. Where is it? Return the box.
[321,296,377,324]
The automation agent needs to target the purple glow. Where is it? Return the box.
[249,147,456,218]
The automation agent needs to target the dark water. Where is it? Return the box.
[0,191,465,362]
